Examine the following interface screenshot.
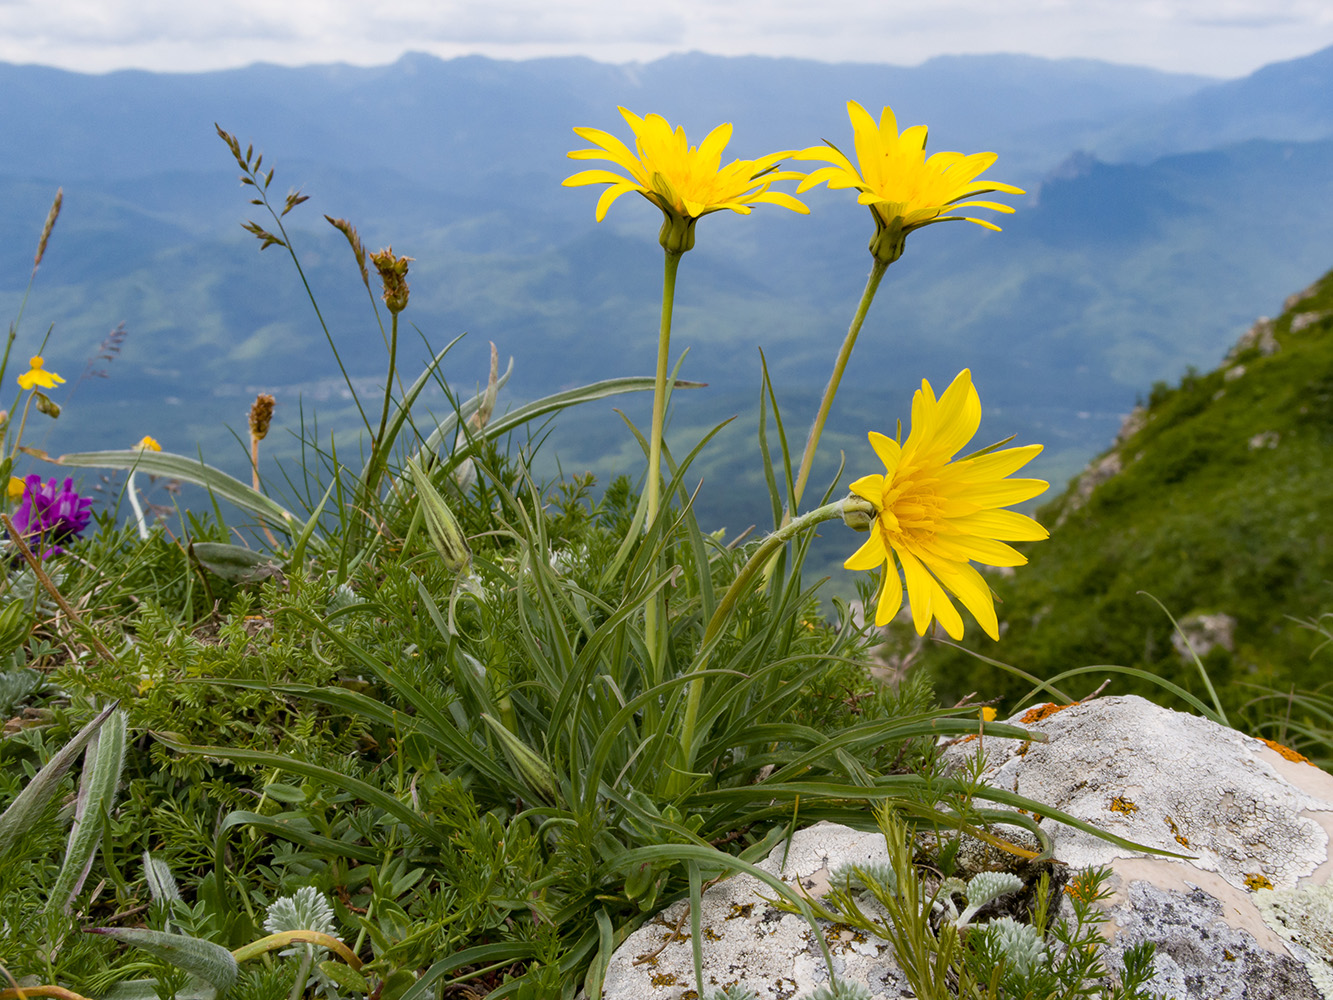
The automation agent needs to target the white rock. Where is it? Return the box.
[598,823,912,999]
[942,695,1333,999]
[596,696,1333,999]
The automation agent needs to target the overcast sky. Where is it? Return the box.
[3,0,1332,78]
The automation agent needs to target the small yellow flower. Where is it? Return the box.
[796,101,1025,264]
[564,108,808,252]
[845,370,1048,639]
[134,435,161,451]
[7,477,26,501]
[17,355,65,390]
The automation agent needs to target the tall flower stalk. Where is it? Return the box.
[789,101,1025,510]
[564,108,807,671]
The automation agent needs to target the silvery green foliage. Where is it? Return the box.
[967,871,1024,906]
[831,860,898,895]
[263,887,340,998]
[264,885,336,937]
[984,915,1048,977]
[799,982,873,1000]
[326,582,359,614]
[704,988,759,1000]
[956,870,1024,926]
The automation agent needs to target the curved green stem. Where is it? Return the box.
[671,496,866,793]
[645,250,683,680]
[792,257,890,510]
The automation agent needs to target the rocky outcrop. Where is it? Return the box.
[594,696,1333,1000]
[940,696,1333,1000]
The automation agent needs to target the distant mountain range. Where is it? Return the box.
[0,46,1330,549]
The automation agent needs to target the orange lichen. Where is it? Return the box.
[1109,796,1139,815]
[1020,702,1075,724]
[1256,737,1313,765]
[1163,815,1190,848]
[1244,873,1274,891]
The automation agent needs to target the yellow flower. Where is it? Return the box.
[17,355,65,390]
[134,435,161,451]
[7,477,26,501]
[796,101,1025,264]
[563,107,808,252]
[845,370,1048,639]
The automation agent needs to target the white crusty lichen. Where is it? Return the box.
[1255,881,1333,999]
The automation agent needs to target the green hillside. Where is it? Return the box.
[927,266,1333,716]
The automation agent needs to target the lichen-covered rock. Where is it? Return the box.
[941,694,1333,999]
[596,696,1333,999]
[597,823,913,999]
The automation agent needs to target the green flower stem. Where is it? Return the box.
[791,257,890,510]
[672,496,862,792]
[646,250,683,527]
[373,310,401,465]
[644,249,683,679]
[349,308,400,554]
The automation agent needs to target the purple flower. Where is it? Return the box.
[10,475,93,558]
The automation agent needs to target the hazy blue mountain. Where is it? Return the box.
[0,47,1328,562]
[1087,44,1333,162]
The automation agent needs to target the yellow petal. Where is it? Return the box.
[929,559,999,640]
[868,431,902,473]
[951,477,1049,508]
[845,532,887,572]
[849,473,884,503]
[950,509,1049,541]
[873,558,904,627]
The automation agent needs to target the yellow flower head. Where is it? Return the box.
[845,370,1048,640]
[797,101,1025,264]
[17,355,65,391]
[7,476,26,501]
[564,107,809,253]
[134,435,162,451]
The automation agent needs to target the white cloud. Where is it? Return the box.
[0,0,1330,76]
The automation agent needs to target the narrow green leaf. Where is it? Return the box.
[54,450,295,527]
[189,542,283,584]
[400,942,539,1000]
[441,376,701,475]
[219,810,381,863]
[156,736,445,846]
[143,851,182,905]
[318,961,370,993]
[0,702,117,859]
[87,927,238,991]
[411,355,514,462]
[50,708,127,913]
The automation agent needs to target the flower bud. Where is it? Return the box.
[481,713,560,803]
[406,457,471,574]
[657,213,697,254]
[33,391,60,418]
[841,494,878,532]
